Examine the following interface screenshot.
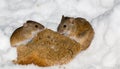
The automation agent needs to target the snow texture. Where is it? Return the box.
[0,0,120,69]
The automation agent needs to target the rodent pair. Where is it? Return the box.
[10,16,94,50]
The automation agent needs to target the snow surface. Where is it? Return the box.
[0,0,120,69]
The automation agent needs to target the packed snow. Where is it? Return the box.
[0,0,120,69]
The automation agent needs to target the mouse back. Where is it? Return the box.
[74,17,93,32]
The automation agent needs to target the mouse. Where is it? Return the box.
[57,15,94,50]
[10,20,45,47]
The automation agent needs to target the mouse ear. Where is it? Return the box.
[70,18,74,24]
[61,15,65,20]
[62,15,64,18]
[23,23,28,27]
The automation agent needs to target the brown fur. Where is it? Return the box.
[10,20,45,47]
[13,29,82,66]
[57,16,94,50]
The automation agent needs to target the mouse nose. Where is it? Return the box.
[57,30,62,33]
[61,33,64,35]
[58,31,65,35]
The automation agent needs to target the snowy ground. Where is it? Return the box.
[0,0,120,69]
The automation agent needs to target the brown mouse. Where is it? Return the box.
[57,15,94,50]
[10,20,45,47]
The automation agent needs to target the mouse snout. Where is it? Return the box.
[57,29,63,34]
[58,30,68,36]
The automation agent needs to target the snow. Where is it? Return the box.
[0,0,120,69]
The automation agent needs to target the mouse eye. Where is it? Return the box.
[35,25,38,28]
[63,25,66,28]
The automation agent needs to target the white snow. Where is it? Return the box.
[0,0,120,69]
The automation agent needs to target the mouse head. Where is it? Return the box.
[23,20,45,31]
[57,15,76,35]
